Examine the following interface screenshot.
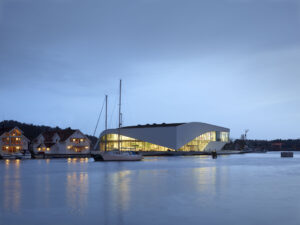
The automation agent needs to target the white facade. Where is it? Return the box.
[100,122,230,152]
[32,129,91,155]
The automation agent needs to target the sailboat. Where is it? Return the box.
[92,80,143,161]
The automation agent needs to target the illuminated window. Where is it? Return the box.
[220,132,229,142]
[178,132,217,152]
[100,134,172,152]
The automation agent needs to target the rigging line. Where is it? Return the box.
[109,95,118,129]
[93,96,106,137]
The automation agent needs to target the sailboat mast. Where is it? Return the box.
[118,79,122,151]
[105,95,108,152]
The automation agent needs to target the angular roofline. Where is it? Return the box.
[39,129,77,142]
[120,122,229,131]
[34,129,91,143]
[98,121,230,150]
[121,123,186,129]
[0,126,30,141]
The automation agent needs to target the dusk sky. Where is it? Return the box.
[0,0,299,140]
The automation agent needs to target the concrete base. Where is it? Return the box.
[33,154,91,159]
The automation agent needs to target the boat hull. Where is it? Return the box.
[92,152,143,161]
[1,153,32,159]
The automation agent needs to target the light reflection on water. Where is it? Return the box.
[1,153,300,225]
[3,159,21,213]
[66,172,89,214]
[110,170,131,211]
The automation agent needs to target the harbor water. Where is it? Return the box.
[1,152,300,225]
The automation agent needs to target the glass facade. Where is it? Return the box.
[100,131,229,152]
[100,134,172,152]
[178,131,216,151]
[220,132,229,142]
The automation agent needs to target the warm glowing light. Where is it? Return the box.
[67,145,72,149]
[6,146,8,149]
[46,148,50,151]
[100,134,173,152]
[85,146,89,149]
[38,148,41,151]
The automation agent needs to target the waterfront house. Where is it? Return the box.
[0,127,30,155]
[32,128,91,157]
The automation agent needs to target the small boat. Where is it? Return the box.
[1,151,32,159]
[281,152,293,158]
[1,153,19,159]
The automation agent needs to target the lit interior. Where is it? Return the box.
[1,129,23,153]
[100,131,229,152]
[100,134,172,152]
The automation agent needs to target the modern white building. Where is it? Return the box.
[32,129,91,157]
[0,127,30,155]
[99,122,230,152]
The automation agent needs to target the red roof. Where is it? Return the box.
[42,129,76,143]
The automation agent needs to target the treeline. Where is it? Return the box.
[223,139,300,151]
[2,120,299,151]
[0,120,98,146]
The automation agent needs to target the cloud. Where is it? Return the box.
[0,0,300,138]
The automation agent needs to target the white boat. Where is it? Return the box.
[92,80,143,162]
[93,150,143,161]
[1,151,32,159]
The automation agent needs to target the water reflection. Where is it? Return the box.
[3,160,21,212]
[111,170,131,211]
[66,172,89,214]
[67,158,89,164]
[193,164,229,197]
[98,168,132,225]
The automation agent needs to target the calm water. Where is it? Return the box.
[1,153,300,225]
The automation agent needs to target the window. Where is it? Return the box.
[100,134,172,152]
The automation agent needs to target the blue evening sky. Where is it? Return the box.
[0,0,299,139]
